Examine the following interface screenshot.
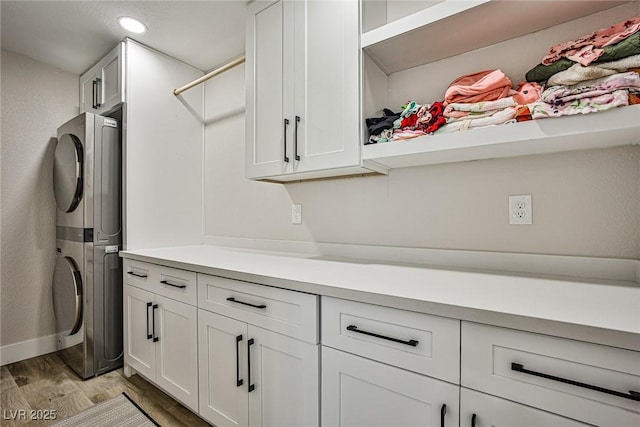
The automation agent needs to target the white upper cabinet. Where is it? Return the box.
[292,0,361,174]
[80,42,125,114]
[246,0,291,179]
[360,0,640,169]
[246,0,386,182]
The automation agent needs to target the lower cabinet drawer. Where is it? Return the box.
[461,322,640,426]
[198,273,318,343]
[321,346,459,427]
[124,259,197,306]
[322,296,460,383]
[460,388,589,427]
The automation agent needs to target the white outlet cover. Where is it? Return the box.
[291,204,302,224]
[509,195,532,225]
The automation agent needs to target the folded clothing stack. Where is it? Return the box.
[528,71,640,119]
[438,70,542,134]
[526,18,640,83]
[525,17,640,119]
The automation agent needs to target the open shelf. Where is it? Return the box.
[362,0,629,74]
[362,105,640,169]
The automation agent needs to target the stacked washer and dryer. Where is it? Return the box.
[52,112,123,379]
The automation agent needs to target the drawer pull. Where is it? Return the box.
[127,271,148,278]
[152,304,159,342]
[146,302,152,340]
[283,118,290,163]
[471,413,476,427]
[511,362,640,402]
[160,280,186,289]
[346,325,419,347]
[248,338,255,392]
[227,297,266,310]
[236,335,244,387]
[440,404,446,427]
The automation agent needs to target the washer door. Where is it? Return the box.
[52,255,83,336]
[53,133,83,213]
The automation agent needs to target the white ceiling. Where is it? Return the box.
[1,1,248,75]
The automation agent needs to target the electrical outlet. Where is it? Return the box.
[291,204,302,224]
[509,195,532,225]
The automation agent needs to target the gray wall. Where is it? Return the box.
[1,50,79,346]
[203,64,640,260]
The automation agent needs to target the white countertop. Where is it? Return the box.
[120,245,640,343]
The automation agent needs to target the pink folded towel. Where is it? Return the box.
[444,70,515,105]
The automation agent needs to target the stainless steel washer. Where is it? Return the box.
[52,112,123,379]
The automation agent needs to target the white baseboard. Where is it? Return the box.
[0,332,81,366]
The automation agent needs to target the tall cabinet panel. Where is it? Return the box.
[293,0,360,173]
[124,39,203,249]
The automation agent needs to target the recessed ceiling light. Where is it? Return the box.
[118,16,147,33]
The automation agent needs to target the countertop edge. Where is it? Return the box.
[120,247,640,351]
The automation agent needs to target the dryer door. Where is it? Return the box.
[53,133,84,213]
[53,254,83,336]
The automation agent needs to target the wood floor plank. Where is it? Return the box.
[19,371,81,410]
[6,355,66,387]
[2,353,214,426]
[0,385,33,426]
[45,389,94,424]
[1,366,18,392]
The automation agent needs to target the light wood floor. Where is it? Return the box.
[1,353,210,426]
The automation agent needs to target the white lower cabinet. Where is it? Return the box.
[122,259,640,427]
[198,284,320,427]
[123,284,198,411]
[460,388,589,427]
[461,322,640,426]
[321,346,458,427]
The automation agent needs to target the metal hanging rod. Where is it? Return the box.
[173,56,246,96]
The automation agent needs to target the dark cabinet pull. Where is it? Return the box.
[152,304,159,342]
[471,413,476,427]
[511,363,640,401]
[160,280,186,289]
[294,115,301,161]
[236,335,244,387]
[248,338,255,392]
[440,404,446,427]
[283,118,290,163]
[146,302,152,339]
[127,271,148,278]
[346,325,419,347]
[95,77,102,107]
[227,297,266,310]
[92,79,98,109]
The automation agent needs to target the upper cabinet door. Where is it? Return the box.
[80,42,125,115]
[246,0,294,179]
[292,0,360,173]
[99,44,124,113]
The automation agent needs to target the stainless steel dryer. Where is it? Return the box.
[52,112,123,379]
